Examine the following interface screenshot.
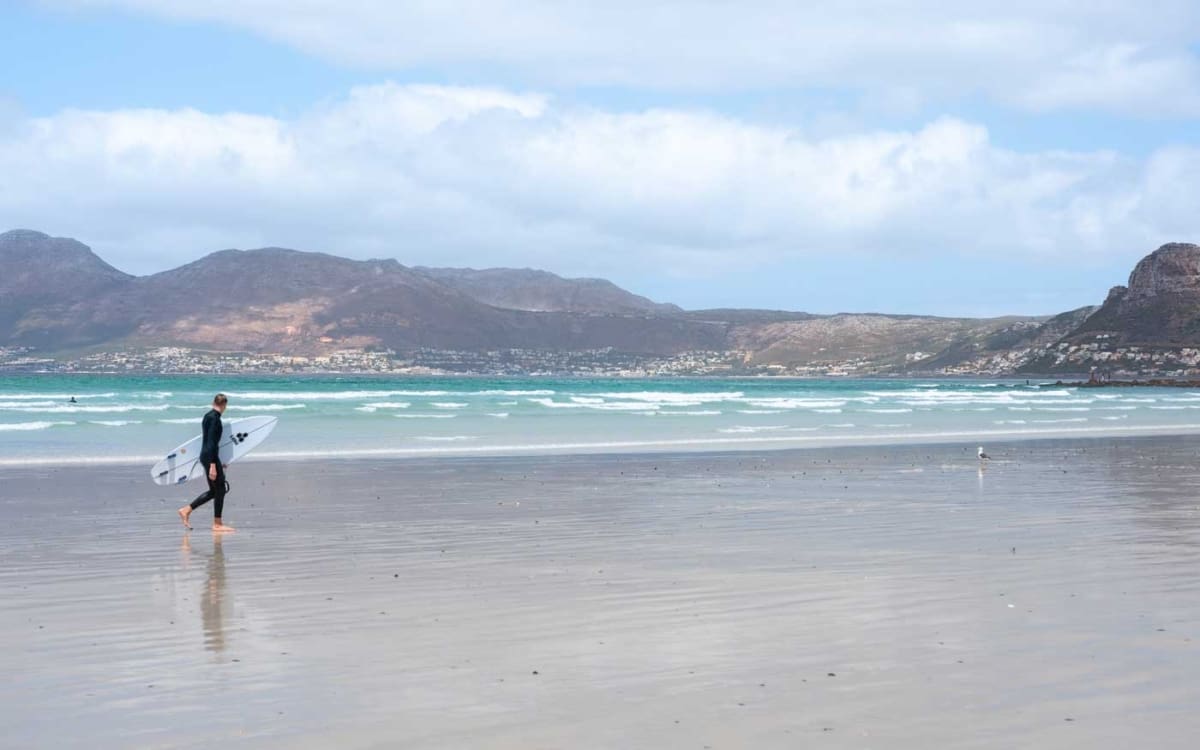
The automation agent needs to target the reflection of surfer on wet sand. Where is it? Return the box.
[201,534,228,653]
[179,532,229,653]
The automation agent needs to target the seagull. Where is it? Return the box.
[978,446,992,461]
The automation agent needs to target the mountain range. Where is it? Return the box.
[2,228,1197,374]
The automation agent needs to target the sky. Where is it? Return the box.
[2,1,1199,316]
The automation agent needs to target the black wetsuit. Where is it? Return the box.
[189,409,227,517]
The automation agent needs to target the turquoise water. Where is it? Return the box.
[2,374,1199,464]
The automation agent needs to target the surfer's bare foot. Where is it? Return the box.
[212,522,236,533]
[177,507,192,529]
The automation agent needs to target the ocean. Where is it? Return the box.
[2,373,1198,465]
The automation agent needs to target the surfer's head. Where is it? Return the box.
[212,393,228,413]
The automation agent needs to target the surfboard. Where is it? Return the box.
[151,415,278,486]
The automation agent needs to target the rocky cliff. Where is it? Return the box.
[1066,243,1200,346]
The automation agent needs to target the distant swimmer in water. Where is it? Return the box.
[69,396,77,403]
[178,393,235,533]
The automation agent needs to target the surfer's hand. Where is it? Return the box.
[208,464,217,481]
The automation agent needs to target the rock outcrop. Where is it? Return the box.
[1067,243,1200,346]
[1126,243,1200,299]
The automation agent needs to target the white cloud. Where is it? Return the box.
[1,82,1196,287]
[1014,44,1200,116]
[44,0,1200,116]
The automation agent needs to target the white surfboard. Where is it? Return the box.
[151,415,278,486]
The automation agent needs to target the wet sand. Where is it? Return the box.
[3,436,1200,748]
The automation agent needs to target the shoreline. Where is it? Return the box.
[5,420,1200,470]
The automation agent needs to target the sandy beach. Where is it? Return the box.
[4,436,1200,748]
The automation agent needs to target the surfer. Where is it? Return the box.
[178,394,234,532]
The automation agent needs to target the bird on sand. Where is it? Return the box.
[978,446,992,461]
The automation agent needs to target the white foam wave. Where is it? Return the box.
[0,392,118,400]
[472,389,555,396]
[657,410,722,416]
[159,418,201,424]
[595,391,743,405]
[745,398,847,409]
[604,403,673,411]
[362,402,411,409]
[884,390,1096,409]
[89,420,142,427]
[487,412,510,418]
[529,398,574,409]
[0,420,74,431]
[870,388,1076,401]
[718,425,789,434]
[1032,418,1088,424]
[737,409,784,414]
[528,398,655,411]
[431,402,469,409]
[414,435,478,442]
[0,404,171,414]
[227,389,449,400]
[1034,407,1091,412]
[236,404,305,411]
[395,414,457,419]
[865,408,913,413]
